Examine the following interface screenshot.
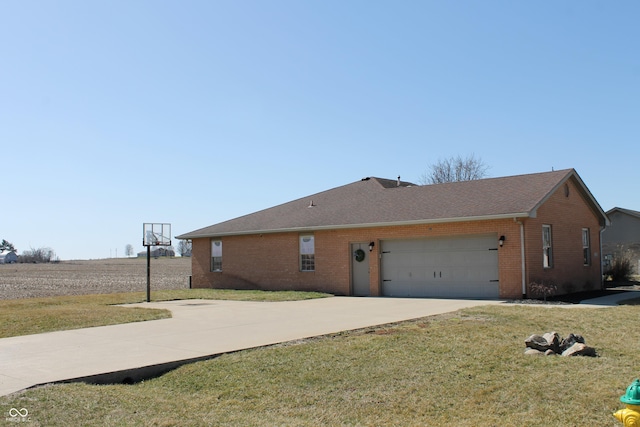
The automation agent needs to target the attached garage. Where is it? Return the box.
[381,234,500,299]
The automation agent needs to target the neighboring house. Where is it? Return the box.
[177,169,609,299]
[0,250,18,264]
[137,247,176,258]
[602,207,640,272]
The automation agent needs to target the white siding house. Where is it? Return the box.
[0,250,18,264]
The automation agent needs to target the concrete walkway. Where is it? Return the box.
[578,289,640,306]
[1,291,638,397]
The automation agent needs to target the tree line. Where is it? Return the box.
[1,240,58,263]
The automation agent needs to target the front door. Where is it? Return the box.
[351,243,370,296]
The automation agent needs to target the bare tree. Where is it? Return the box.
[125,244,134,257]
[18,247,57,263]
[419,154,489,184]
[177,239,192,257]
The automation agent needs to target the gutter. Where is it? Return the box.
[599,212,610,290]
[515,218,526,297]
[599,225,605,290]
[177,212,533,240]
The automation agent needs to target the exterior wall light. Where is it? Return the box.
[499,236,506,247]
[369,241,375,252]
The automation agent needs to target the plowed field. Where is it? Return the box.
[0,257,191,300]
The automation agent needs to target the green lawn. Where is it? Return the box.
[0,289,329,338]
[2,301,639,426]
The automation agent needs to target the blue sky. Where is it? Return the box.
[2,1,638,260]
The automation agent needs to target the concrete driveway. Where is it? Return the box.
[0,297,503,397]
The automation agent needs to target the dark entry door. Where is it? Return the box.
[352,243,370,296]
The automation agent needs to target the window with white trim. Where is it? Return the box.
[542,225,553,268]
[300,235,315,271]
[582,228,591,266]
[211,240,222,272]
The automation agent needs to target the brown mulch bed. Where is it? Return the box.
[507,281,639,305]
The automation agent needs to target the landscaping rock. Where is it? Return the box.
[525,332,596,357]
[543,332,561,353]
[525,334,550,352]
[562,342,597,357]
[560,333,584,351]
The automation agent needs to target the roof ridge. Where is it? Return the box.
[421,168,574,188]
[369,177,416,188]
[607,207,640,217]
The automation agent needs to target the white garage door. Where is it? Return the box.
[381,234,499,299]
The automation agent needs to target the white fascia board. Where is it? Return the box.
[183,212,532,239]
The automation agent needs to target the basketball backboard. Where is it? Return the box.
[143,223,171,246]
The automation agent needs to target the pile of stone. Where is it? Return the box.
[524,332,597,357]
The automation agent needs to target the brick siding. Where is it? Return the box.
[522,179,603,295]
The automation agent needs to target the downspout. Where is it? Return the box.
[599,225,605,290]
[515,218,526,297]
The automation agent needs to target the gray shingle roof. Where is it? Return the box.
[606,207,640,218]
[177,169,608,239]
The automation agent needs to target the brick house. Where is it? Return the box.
[177,169,609,299]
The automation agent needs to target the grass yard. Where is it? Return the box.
[2,302,640,426]
[0,289,330,338]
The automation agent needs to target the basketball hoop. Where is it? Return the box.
[142,223,171,302]
[143,223,171,247]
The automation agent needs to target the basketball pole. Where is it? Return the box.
[146,245,151,302]
[143,223,170,303]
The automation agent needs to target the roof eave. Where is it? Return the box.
[177,212,532,239]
